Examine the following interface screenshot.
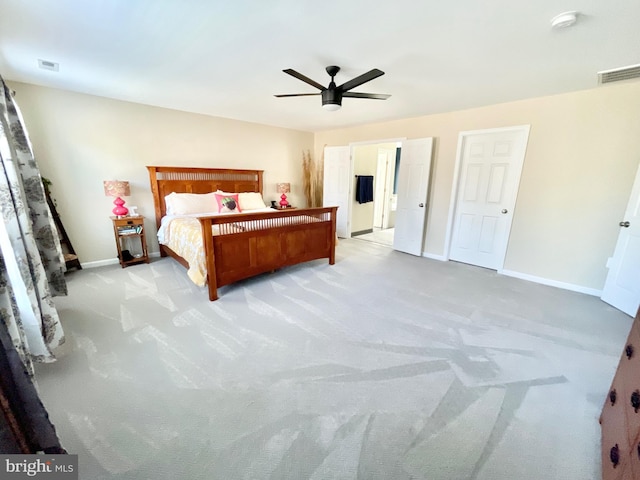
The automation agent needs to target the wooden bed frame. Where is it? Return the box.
[147,166,337,301]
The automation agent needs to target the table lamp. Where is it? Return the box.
[277,183,290,207]
[103,180,131,216]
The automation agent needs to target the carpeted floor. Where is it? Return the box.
[36,239,631,479]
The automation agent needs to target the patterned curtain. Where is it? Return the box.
[0,75,67,377]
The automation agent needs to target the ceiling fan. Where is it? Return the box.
[275,66,391,111]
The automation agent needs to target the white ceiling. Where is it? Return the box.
[1,1,638,132]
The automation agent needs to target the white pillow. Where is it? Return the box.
[238,192,267,211]
[165,192,217,215]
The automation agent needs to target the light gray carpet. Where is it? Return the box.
[36,239,631,479]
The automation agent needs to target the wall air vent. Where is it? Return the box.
[598,64,640,85]
[38,59,59,72]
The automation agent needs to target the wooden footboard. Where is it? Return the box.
[147,166,338,301]
[199,207,337,300]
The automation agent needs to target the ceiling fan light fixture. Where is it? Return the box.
[322,89,342,111]
[322,103,341,111]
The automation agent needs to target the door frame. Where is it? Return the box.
[444,125,531,268]
[344,137,406,237]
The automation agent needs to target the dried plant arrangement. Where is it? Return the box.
[302,149,323,207]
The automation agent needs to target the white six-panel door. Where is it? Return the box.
[323,145,352,238]
[601,164,640,316]
[449,126,530,270]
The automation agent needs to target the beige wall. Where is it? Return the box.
[352,144,378,233]
[10,82,314,264]
[315,82,640,291]
[10,79,640,290]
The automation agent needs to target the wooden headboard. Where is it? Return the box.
[147,166,264,228]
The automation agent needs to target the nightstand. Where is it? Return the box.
[271,206,297,210]
[111,216,149,268]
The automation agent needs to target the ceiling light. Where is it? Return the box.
[550,11,578,29]
[321,89,342,111]
[322,103,341,111]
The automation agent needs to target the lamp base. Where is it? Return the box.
[279,193,289,208]
[112,197,129,217]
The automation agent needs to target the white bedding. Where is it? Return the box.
[157,207,274,286]
[157,208,274,244]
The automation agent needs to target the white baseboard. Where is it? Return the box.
[79,251,161,269]
[80,258,119,269]
[499,269,603,297]
[422,252,447,261]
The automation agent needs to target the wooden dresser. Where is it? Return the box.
[601,307,640,479]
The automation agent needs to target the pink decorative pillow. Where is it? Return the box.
[215,193,242,213]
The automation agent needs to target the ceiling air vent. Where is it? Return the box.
[598,64,640,85]
[38,59,59,72]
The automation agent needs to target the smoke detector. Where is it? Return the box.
[550,11,578,29]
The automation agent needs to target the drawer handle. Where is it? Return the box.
[610,444,620,467]
[609,389,617,406]
[627,344,635,359]
[632,390,640,412]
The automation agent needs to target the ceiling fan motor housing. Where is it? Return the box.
[322,88,342,107]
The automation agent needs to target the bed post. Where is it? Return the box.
[146,166,163,231]
[329,206,337,265]
[199,217,218,301]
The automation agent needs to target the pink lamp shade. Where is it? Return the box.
[103,180,131,216]
[277,182,290,207]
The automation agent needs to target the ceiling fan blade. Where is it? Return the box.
[274,93,321,98]
[342,92,391,100]
[339,69,385,92]
[283,69,326,90]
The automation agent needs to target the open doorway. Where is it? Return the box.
[351,142,400,247]
[324,137,432,255]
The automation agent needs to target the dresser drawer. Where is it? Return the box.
[602,371,632,479]
[617,319,640,447]
[628,438,640,480]
[601,314,640,480]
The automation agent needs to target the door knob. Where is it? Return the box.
[418,203,424,207]
[501,209,508,214]
[620,221,630,227]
